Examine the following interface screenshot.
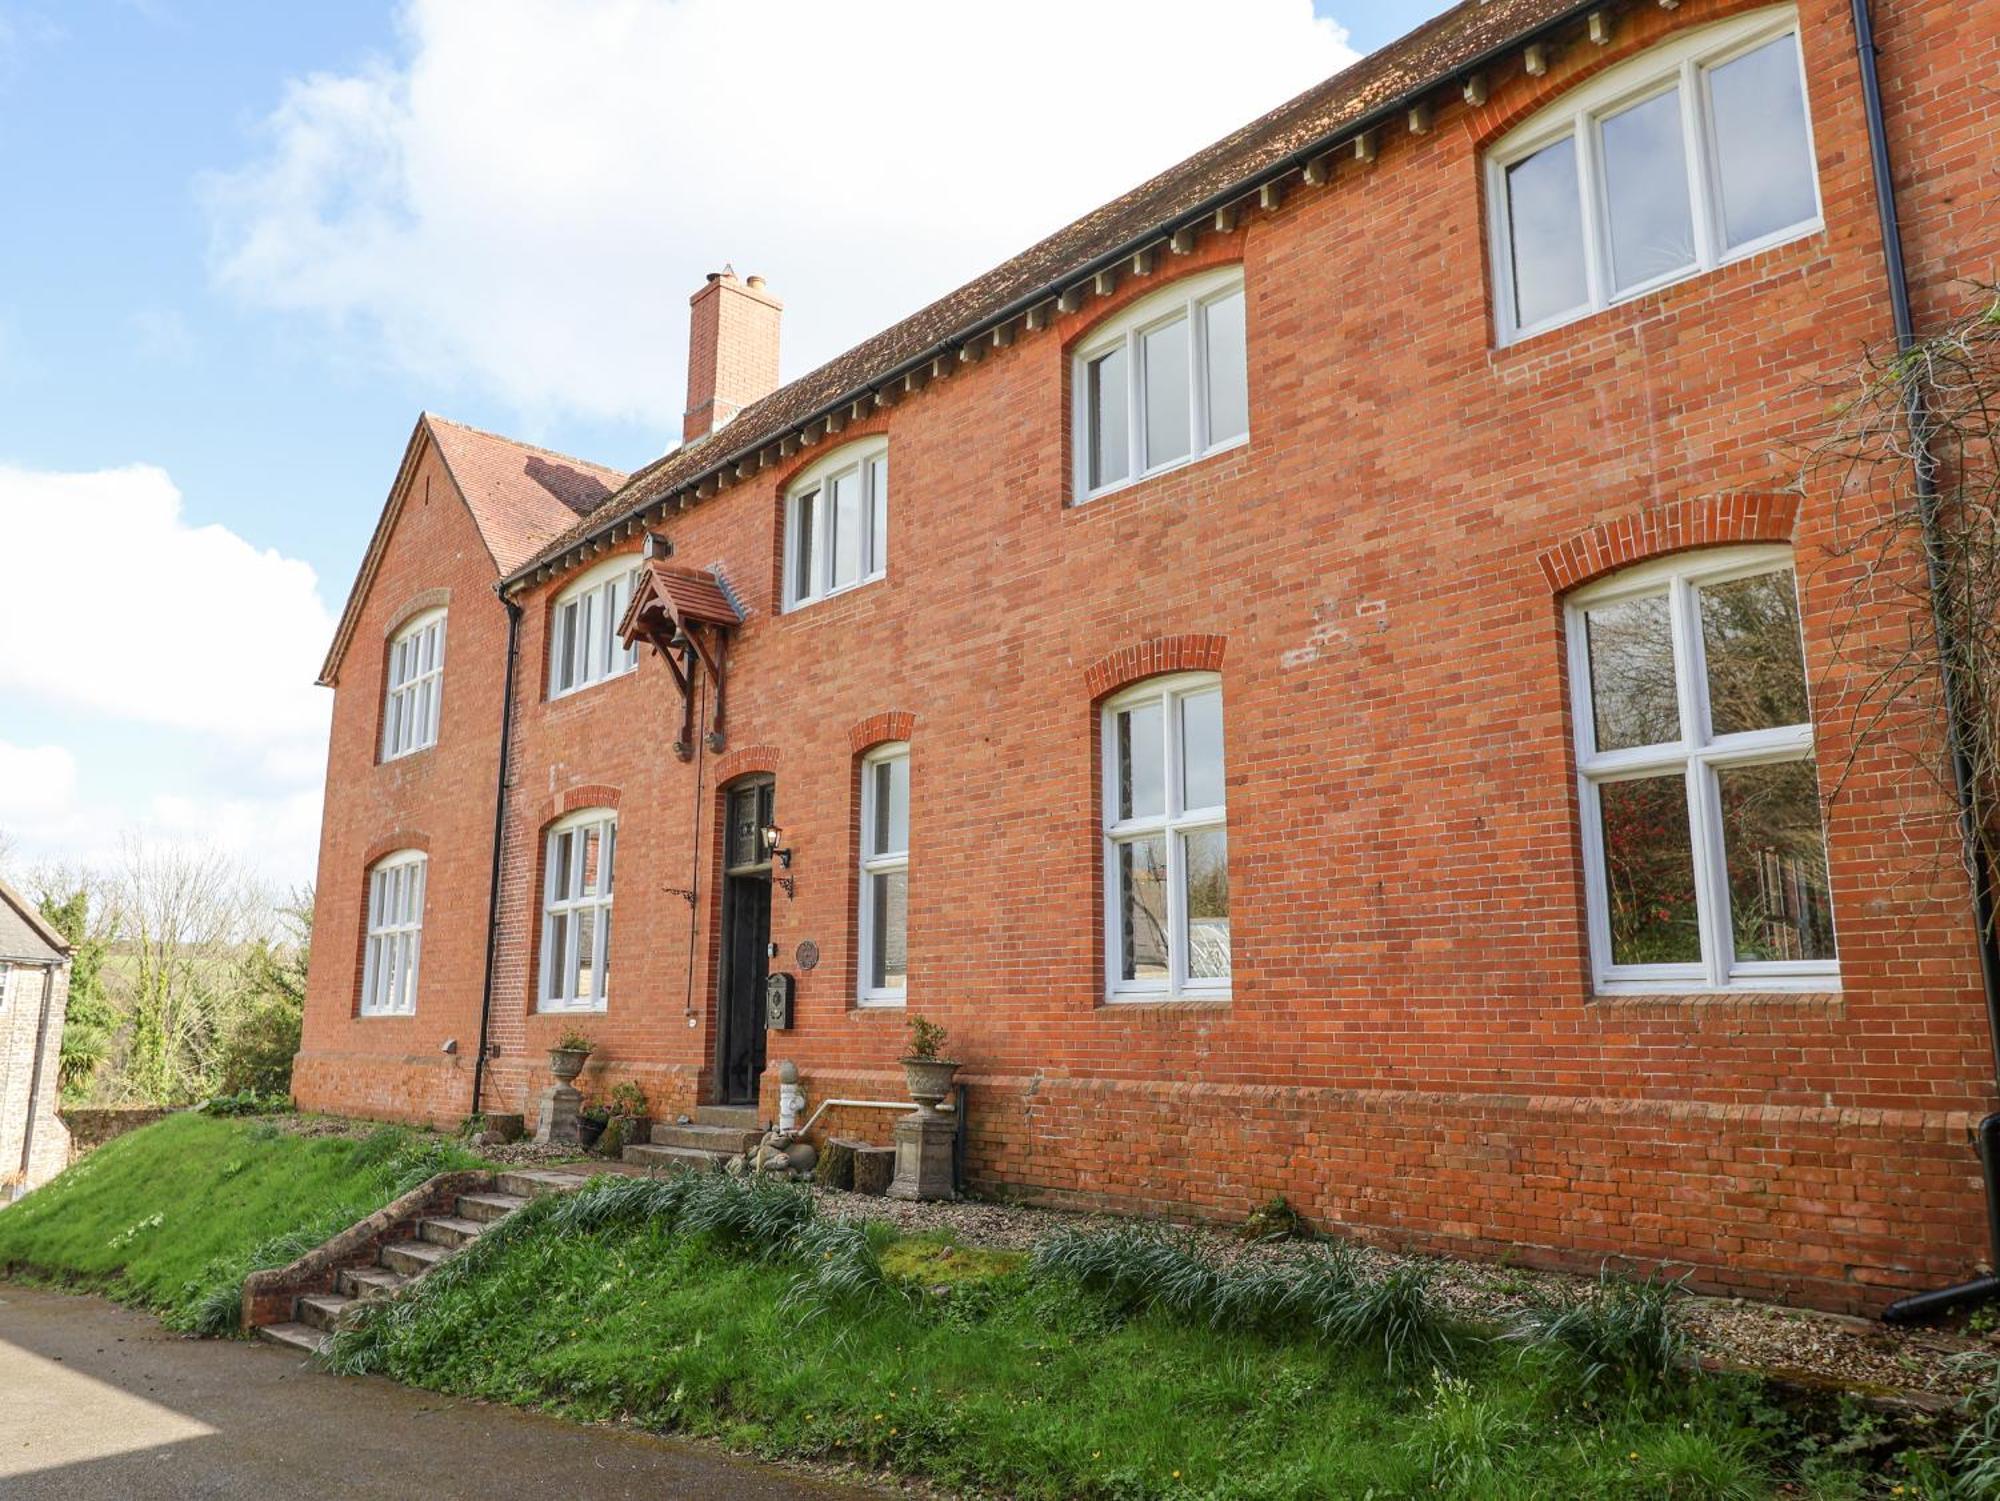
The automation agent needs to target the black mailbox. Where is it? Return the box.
[764,971,795,1030]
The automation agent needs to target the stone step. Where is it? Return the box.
[623,1143,729,1173]
[648,1121,760,1154]
[337,1264,409,1300]
[257,1322,330,1357]
[694,1105,760,1130]
[295,1294,352,1333]
[419,1215,485,1250]
[379,1239,450,1278]
[496,1169,585,1200]
[456,1191,531,1224]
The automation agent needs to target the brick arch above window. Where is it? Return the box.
[362,830,431,868]
[1057,242,1245,352]
[1083,634,1229,702]
[383,588,451,639]
[847,711,917,755]
[715,745,780,785]
[1537,493,1799,596]
[546,783,622,825]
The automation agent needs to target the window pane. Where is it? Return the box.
[1142,315,1191,468]
[600,910,612,1001]
[1597,774,1701,965]
[573,909,595,1003]
[555,602,578,690]
[1700,570,1809,736]
[1180,689,1225,811]
[1203,291,1248,446]
[794,490,819,600]
[870,870,908,991]
[1118,835,1170,983]
[832,466,863,588]
[1584,593,1680,751]
[581,826,602,899]
[1506,136,1588,328]
[547,914,568,1002]
[602,823,616,895]
[1087,346,1129,490]
[1184,828,1230,981]
[1600,86,1696,293]
[1720,758,1836,962]
[869,456,888,575]
[577,593,597,683]
[1708,34,1816,250]
[728,787,760,869]
[873,756,909,856]
[551,831,572,903]
[1116,700,1164,820]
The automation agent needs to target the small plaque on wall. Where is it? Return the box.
[795,940,820,972]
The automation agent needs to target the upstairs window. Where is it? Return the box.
[540,809,616,1012]
[785,438,888,611]
[858,743,910,1005]
[361,851,426,1016]
[1567,546,1837,992]
[1074,266,1248,502]
[1101,673,1230,1000]
[382,610,445,760]
[550,557,641,698]
[1489,9,1820,344]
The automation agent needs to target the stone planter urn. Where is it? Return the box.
[548,1046,590,1083]
[899,1057,960,1121]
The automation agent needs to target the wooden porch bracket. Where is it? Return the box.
[619,560,744,760]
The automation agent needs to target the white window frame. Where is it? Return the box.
[783,437,889,612]
[1567,545,1838,994]
[548,555,642,699]
[857,742,910,1007]
[1488,7,1822,346]
[360,850,426,1016]
[539,808,616,1013]
[382,609,445,761]
[1072,265,1248,504]
[1101,672,1230,1001]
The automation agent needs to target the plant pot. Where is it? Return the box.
[900,1057,961,1120]
[578,1115,607,1149]
[548,1047,590,1083]
[618,1115,652,1147]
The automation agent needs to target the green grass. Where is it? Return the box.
[329,1184,1920,1500]
[0,1113,487,1333]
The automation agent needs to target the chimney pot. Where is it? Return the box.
[683,267,781,444]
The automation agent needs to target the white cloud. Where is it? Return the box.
[204,0,1357,429]
[0,742,77,823]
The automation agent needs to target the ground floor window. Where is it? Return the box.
[540,810,616,1012]
[361,851,426,1015]
[858,743,909,1005]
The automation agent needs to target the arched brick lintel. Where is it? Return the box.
[362,831,431,867]
[715,745,781,785]
[1537,493,1800,596]
[547,783,622,825]
[383,587,451,639]
[847,711,917,754]
[1083,634,1229,702]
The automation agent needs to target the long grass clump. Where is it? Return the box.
[1502,1267,1688,1396]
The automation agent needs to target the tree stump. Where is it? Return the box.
[814,1137,859,1191]
[852,1144,896,1197]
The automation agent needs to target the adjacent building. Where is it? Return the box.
[0,877,70,1200]
[298,0,2000,1310]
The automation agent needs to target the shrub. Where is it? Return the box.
[1504,1267,1687,1394]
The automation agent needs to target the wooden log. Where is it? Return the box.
[814,1137,859,1191]
[852,1145,896,1197]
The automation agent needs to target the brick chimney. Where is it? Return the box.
[683,265,782,444]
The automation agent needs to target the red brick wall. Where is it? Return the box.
[302,0,2000,1311]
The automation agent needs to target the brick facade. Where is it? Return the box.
[297,0,2000,1310]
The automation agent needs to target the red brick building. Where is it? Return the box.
[299,0,2000,1311]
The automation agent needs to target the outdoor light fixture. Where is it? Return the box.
[760,823,792,869]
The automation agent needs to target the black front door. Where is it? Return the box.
[718,779,775,1106]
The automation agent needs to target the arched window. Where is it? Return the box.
[549,554,642,698]
[858,742,909,1006]
[1488,7,1820,344]
[1566,546,1836,991]
[361,850,426,1015]
[540,809,616,1012]
[1073,266,1248,502]
[1101,672,1229,1000]
[784,437,889,611]
[382,608,445,759]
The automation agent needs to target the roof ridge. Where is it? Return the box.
[0,874,72,959]
[422,412,627,481]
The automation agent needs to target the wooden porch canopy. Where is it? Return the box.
[617,559,743,759]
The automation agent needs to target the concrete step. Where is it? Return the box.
[418,1215,485,1250]
[648,1121,760,1154]
[379,1239,450,1278]
[456,1191,531,1224]
[257,1322,330,1357]
[337,1264,409,1300]
[295,1294,352,1334]
[623,1143,729,1173]
[695,1105,760,1130]
[496,1169,585,1200]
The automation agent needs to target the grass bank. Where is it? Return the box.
[333,1174,1936,1500]
[0,1112,486,1334]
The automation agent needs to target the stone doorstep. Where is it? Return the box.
[695,1105,760,1130]
[622,1143,732,1173]
[646,1121,761,1154]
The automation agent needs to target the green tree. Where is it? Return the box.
[215,886,311,1098]
[37,886,116,1104]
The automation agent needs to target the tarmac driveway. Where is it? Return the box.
[0,1282,886,1500]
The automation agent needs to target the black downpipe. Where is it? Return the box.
[471,595,525,1119]
[1851,0,2000,1325]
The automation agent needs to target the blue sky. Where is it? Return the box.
[0,0,1453,890]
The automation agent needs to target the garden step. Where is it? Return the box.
[648,1121,760,1154]
[456,1191,531,1224]
[418,1215,485,1249]
[496,1169,586,1200]
[337,1264,409,1300]
[624,1143,730,1173]
[295,1294,352,1333]
[695,1105,760,1130]
[256,1322,330,1357]
[378,1239,450,1278]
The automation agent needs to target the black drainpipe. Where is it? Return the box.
[470,594,524,1119]
[1851,0,2000,1324]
